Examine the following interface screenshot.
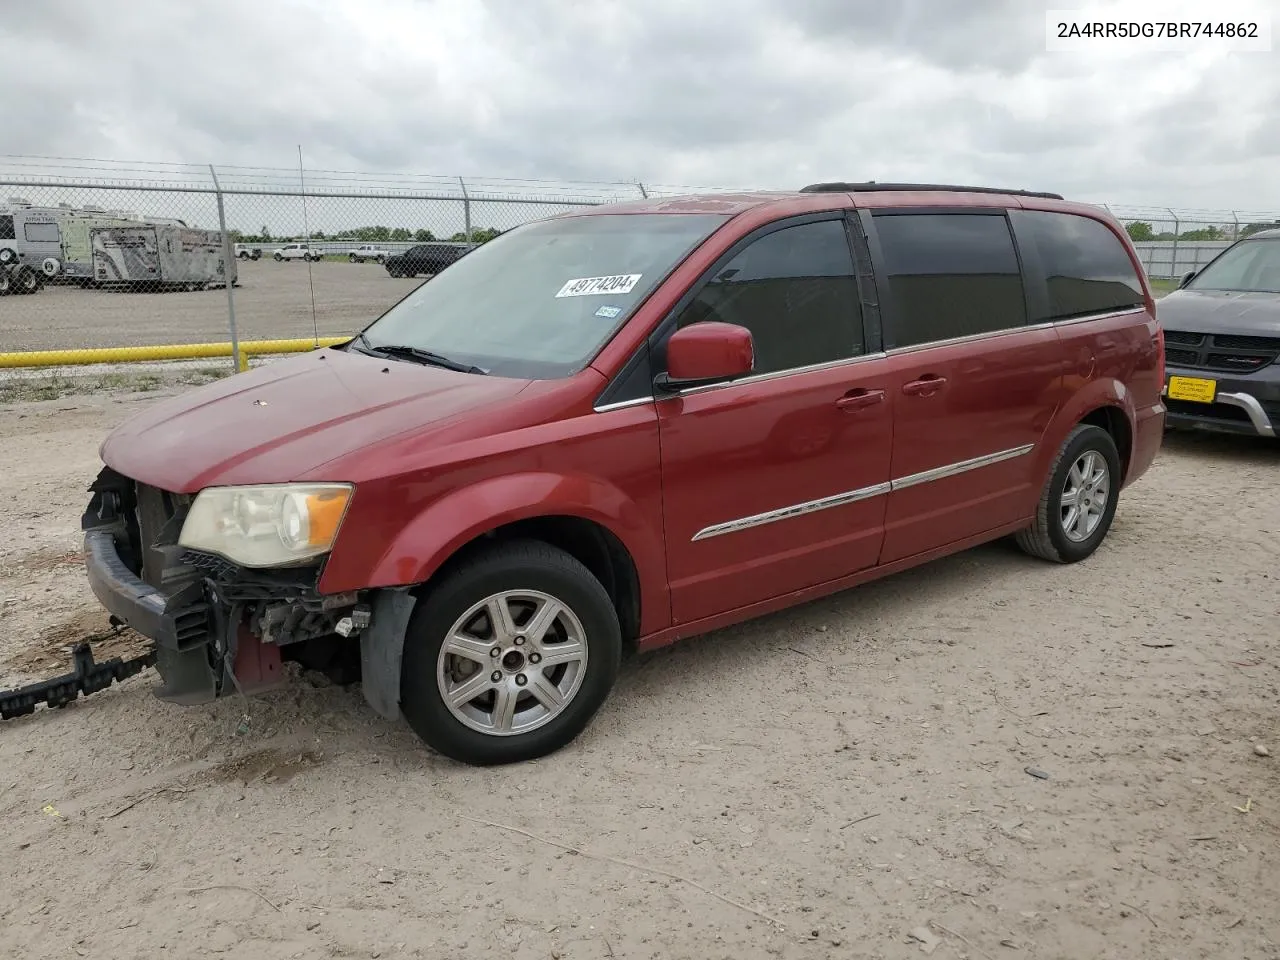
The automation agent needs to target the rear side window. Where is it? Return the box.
[674,219,864,375]
[1016,210,1145,319]
[873,213,1026,349]
[24,221,60,243]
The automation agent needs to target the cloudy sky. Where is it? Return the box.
[0,0,1277,213]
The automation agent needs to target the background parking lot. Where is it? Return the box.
[0,260,424,353]
[1,386,1276,959]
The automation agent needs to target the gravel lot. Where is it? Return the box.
[0,260,424,353]
[0,386,1277,960]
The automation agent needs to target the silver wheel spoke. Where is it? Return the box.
[444,633,496,664]
[491,684,519,733]
[1068,462,1086,489]
[447,670,494,708]
[538,640,586,668]
[1060,488,1077,508]
[524,598,563,645]
[486,597,518,643]
[1062,505,1079,535]
[528,672,566,710]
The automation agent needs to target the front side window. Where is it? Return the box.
[874,213,1026,349]
[361,213,729,379]
[1017,210,1145,318]
[24,221,60,243]
[1188,238,1280,294]
[0,215,14,241]
[673,219,864,375]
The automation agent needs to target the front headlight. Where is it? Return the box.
[178,483,353,568]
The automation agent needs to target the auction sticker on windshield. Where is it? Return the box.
[555,274,642,298]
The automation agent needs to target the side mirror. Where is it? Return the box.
[1180,270,1196,288]
[654,322,754,392]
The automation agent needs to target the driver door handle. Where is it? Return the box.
[835,388,885,410]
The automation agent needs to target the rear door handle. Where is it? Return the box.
[835,388,886,410]
[902,376,947,397]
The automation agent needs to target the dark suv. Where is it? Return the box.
[1157,228,1280,437]
[384,242,472,279]
[82,183,1165,765]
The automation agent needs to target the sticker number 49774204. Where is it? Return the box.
[555,274,642,298]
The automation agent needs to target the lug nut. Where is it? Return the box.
[515,674,528,687]
[529,652,542,664]
[490,671,502,683]
[514,636,526,646]
[490,646,501,658]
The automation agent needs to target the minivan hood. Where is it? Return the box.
[1156,289,1280,336]
[100,348,533,492]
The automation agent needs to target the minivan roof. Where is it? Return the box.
[559,185,1104,220]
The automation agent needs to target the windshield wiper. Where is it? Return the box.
[359,337,487,374]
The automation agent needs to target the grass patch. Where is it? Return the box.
[0,365,232,404]
[1149,277,1179,297]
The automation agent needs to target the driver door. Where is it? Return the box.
[655,215,894,625]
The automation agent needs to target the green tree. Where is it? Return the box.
[449,226,503,244]
[1125,221,1154,241]
[390,228,412,241]
[413,228,436,241]
[1178,225,1225,241]
[1241,221,1280,238]
[260,225,272,242]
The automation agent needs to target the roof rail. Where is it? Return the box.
[798,181,1065,201]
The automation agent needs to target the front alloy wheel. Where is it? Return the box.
[400,540,621,765]
[437,589,588,736]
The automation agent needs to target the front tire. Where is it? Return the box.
[273,253,283,261]
[400,540,622,765]
[1015,424,1121,563]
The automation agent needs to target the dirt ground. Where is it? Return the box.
[0,260,424,353]
[0,384,1277,960]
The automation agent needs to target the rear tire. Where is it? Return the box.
[274,253,283,262]
[348,253,358,263]
[16,267,40,295]
[0,272,11,296]
[400,540,622,766]
[1015,424,1121,563]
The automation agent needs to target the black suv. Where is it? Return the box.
[384,242,473,279]
[1157,228,1280,438]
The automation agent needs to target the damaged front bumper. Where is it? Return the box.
[81,467,370,707]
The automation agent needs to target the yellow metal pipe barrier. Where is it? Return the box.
[0,337,351,371]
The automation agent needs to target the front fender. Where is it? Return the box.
[318,471,670,633]
[1032,377,1137,488]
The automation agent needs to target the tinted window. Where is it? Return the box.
[363,213,729,379]
[674,219,863,375]
[0,215,13,240]
[1018,210,1144,318]
[24,221,60,243]
[874,213,1026,348]
[1187,238,1280,293]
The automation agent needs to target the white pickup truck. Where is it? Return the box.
[272,242,323,262]
[346,244,389,263]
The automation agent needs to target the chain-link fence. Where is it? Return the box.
[1,156,1277,396]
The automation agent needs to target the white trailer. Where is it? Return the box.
[91,224,238,291]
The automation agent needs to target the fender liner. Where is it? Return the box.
[360,587,417,721]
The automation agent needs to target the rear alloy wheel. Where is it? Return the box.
[16,267,40,294]
[0,272,11,295]
[348,253,358,262]
[274,253,283,261]
[400,540,621,765]
[1015,424,1121,563]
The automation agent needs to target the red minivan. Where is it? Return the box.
[82,183,1166,765]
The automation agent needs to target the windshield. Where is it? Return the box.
[359,213,730,378]
[1187,238,1280,293]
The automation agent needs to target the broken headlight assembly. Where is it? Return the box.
[177,483,353,568]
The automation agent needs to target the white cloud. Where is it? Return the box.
[0,0,1276,212]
